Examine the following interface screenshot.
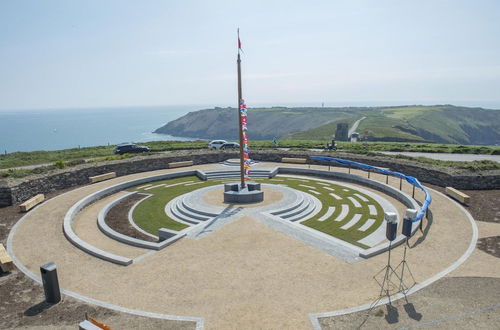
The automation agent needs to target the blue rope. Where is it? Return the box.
[309,156,431,222]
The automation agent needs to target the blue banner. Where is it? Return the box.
[309,156,431,222]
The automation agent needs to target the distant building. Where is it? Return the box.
[350,132,359,142]
[335,123,349,141]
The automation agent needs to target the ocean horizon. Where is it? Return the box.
[2,101,499,154]
[0,105,207,153]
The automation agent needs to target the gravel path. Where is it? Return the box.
[0,186,196,330]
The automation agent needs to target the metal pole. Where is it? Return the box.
[399,178,402,190]
[237,51,245,189]
[386,174,388,184]
[412,186,415,198]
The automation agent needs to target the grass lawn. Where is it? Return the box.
[129,176,221,234]
[127,174,385,248]
[257,176,385,249]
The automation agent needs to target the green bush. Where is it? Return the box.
[53,160,66,169]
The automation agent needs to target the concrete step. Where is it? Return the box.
[288,195,317,222]
[270,192,305,216]
[175,199,211,221]
[181,197,220,218]
[169,205,200,225]
[280,195,311,219]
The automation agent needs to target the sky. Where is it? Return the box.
[1,0,500,111]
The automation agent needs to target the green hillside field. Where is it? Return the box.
[287,105,500,145]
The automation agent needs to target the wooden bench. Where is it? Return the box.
[281,157,308,164]
[445,187,470,204]
[89,172,116,184]
[0,243,14,272]
[167,160,194,168]
[19,194,45,212]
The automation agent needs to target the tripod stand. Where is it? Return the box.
[393,238,417,296]
[370,241,404,309]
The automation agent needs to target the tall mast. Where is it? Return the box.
[237,30,245,188]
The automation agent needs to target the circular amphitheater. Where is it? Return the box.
[7,159,476,329]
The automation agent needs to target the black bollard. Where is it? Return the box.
[40,262,61,304]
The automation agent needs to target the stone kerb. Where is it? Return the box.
[63,170,206,265]
[97,192,186,251]
[275,167,421,258]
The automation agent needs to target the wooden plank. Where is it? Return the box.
[445,186,470,204]
[168,161,194,168]
[281,157,307,164]
[0,243,14,272]
[89,172,116,184]
[19,193,45,212]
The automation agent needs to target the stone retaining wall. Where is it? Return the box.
[0,150,498,207]
[251,151,500,190]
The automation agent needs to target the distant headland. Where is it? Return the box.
[154,105,500,145]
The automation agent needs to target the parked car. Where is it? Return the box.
[220,142,240,150]
[208,140,228,150]
[114,143,150,155]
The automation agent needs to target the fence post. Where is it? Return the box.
[399,178,402,190]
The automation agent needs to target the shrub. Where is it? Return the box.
[53,160,67,169]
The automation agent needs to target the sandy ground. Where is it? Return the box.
[6,162,484,329]
[318,276,500,329]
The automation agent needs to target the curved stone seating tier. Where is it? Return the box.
[97,192,187,250]
[165,195,214,227]
[166,184,321,227]
[273,191,320,223]
[63,167,421,265]
[63,170,208,266]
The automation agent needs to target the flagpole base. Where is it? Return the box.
[223,182,264,203]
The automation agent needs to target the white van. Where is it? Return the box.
[208,140,228,150]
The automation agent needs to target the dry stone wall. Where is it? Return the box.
[0,150,498,207]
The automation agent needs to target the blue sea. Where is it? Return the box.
[0,105,206,153]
